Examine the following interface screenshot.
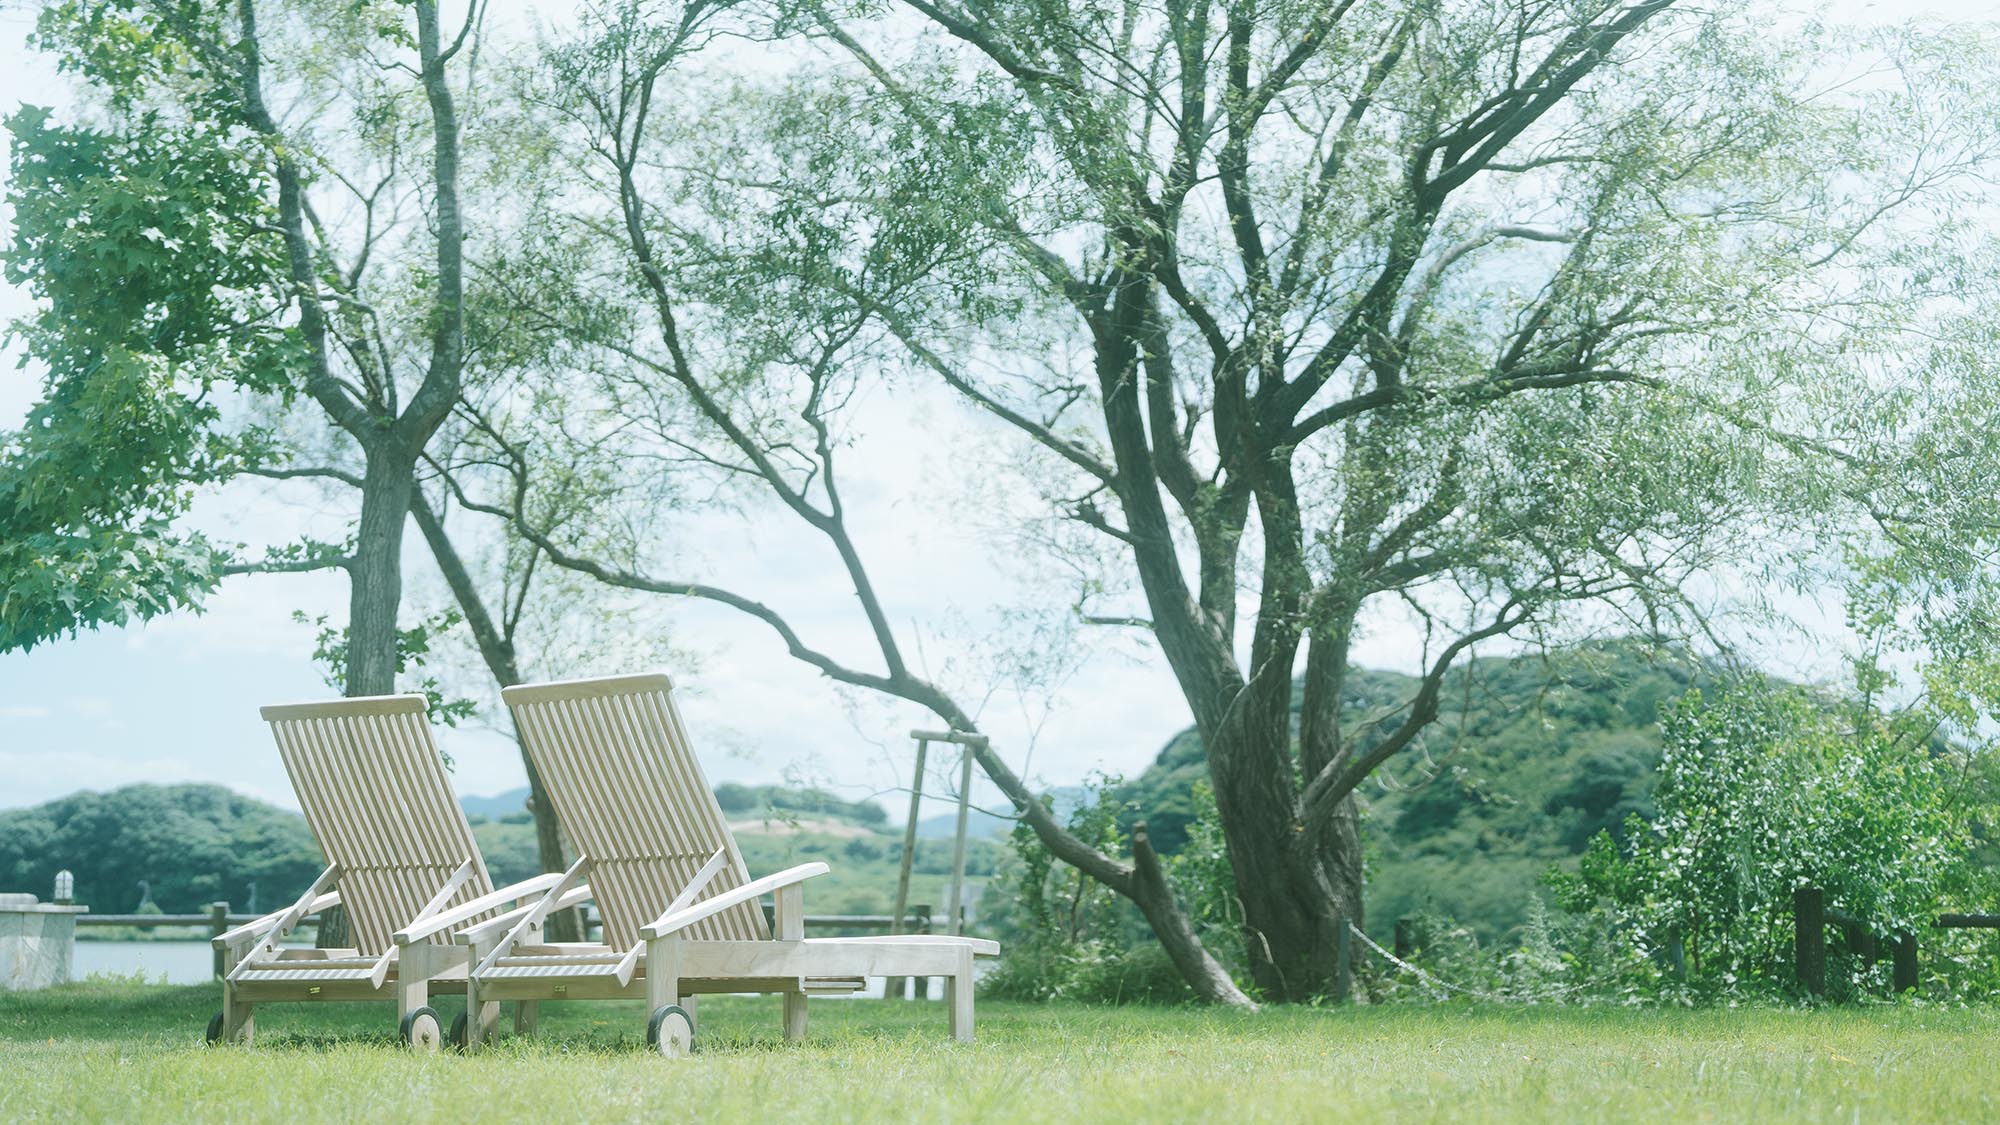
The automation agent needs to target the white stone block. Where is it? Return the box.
[0,897,88,991]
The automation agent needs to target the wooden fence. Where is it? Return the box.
[1792,886,2000,998]
[75,901,949,988]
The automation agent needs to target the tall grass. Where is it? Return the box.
[3,980,1997,1122]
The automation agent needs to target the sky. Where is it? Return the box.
[0,0,1992,819]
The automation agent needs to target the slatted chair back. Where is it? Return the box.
[503,673,770,951]
[261,695,497,956]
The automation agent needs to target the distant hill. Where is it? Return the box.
[0,784,321,915]
[458,787,532,820]
[1111,639,1706,942]
[0,778,1004,920]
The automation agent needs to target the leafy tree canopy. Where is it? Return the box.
[0,4,301,652]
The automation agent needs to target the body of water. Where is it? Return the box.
[73,940,218,985]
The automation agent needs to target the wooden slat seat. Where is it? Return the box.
[215,694,556,1050]
[486,671,1001,1055]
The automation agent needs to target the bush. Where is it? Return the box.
[982,777,1245,1004]
[1551,682,1993,1000]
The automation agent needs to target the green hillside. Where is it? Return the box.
[0,641,1700,940]
[1111,640,1705,943]
[0,784,323,915]
[0,780,1000,923]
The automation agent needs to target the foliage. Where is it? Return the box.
[1361,898,1657,1006]
[0,784,320,914]
[3,0,530,703]
[0,39,296,651]
[982,779,1200,1004]
[290,609,478,731]
[1551,682,1997,1000]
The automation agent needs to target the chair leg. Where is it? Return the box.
[946,947,975,1043]
[472,995,502,1048]
[514,1000,540,1036]
[462,976,490,1055]
[783,991,809,1041]
[395,944,429,1023]
[221,980,254,1046]
[645,936,693,1058]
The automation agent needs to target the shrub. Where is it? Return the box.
[983,777,1242,1004]
[1552,682,1990,1000]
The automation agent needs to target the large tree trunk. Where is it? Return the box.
[346,443,416,698]
[1204,725,1364,1001]
[317,443,414,950]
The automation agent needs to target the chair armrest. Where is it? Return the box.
[455,884,594,946]
[393,871,566,945]
[210,893,340,952]
[640,862,830,940]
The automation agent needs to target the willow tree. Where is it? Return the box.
[775,2,2000,1000]
[443,0,1995,1002]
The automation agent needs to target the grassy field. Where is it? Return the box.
[3,979,1997,1123]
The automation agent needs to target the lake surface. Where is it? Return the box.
[73,940,219,985]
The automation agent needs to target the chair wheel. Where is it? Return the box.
[204,1010,224,1045]
[400,1006,443,1053]
[449,1011,469,1051]
[647,1004,694,1058]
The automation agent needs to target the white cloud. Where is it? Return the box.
[0,750,203,808]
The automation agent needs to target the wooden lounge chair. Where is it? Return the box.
[479,671,999,1057]
[209,694,588,1051]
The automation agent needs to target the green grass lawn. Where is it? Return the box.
[3,979,1996,1123]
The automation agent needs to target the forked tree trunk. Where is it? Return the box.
[1202,723,1366,1001]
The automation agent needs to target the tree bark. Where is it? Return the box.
[410,495,579,941]
[1198,725,1363,1001]
[1130,823,1250,1003]
[345,443,416,697]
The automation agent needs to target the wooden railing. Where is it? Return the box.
[73,901,957,990]
[1793,886,1999,998]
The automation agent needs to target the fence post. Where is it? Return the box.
[887,736,930,1004]
[1334,925,1353,1004]
[1795,886,1825,998]
[948,744,975,937]
[913,905,932,1000]
[1393,918,1413,960]
[1893,932,1919,995]
[208,902,229,979]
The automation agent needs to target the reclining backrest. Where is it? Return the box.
[504,673,770,950]
[262,695,497,955]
